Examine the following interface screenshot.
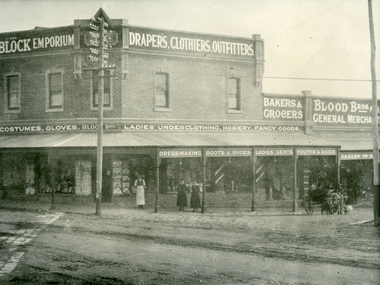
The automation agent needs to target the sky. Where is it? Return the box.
[0,0,379,99]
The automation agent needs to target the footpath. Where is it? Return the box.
[0,197,374,219]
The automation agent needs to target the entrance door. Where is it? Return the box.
[102,158,113,203]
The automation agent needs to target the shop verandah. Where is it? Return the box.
[0,131,342,212]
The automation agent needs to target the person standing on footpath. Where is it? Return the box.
[134,175,146,209]
[190,180,201,212]
[177,179,187,211]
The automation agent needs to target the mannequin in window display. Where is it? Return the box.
[134,175,146,209]
[190,180,201,212]
[176,179,187,211]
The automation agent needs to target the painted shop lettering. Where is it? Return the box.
[129,31,254,56]
[0,126,42,132]
[45,125,77,131]
[263,109,303,119]
[0,34,74,54]
[263,98,302,108]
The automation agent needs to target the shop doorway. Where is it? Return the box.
[102,158,113,203]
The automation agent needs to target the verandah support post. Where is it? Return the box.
[337,148,341,185]
[251,147,256,212]
[293,147,298,212]
[155,148,160,213]
[49,154,58,210]
[201,148,207,213]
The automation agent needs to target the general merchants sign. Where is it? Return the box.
[312,98,380,125]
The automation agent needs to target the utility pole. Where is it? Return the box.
[85,10,115,216]
[368,0,379,226]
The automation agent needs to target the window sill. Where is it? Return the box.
[46,108,64,112]
[227,109,242,114]
[4,109,21,114]
[90,107,113,111]
[154,107,172,112]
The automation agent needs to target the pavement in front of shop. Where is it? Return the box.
[0,197,374,219]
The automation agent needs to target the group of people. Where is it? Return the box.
[177,179,201,212]
[133,175,201,212]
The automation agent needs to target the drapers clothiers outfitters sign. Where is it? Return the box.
[262,96,304,121]
[312,98,380,125]
[0,28,74,54]
[127,27,254,58]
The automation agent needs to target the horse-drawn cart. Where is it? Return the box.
[304,184,347,215]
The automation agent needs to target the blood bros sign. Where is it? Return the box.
[263,95,380,125]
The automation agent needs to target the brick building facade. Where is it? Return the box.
[0,9,376,211]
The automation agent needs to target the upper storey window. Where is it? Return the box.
[4,74,21,113]
[228,78,241,111]
[154,73,170,110]
[46,71,63,112]
[91,70,112,110]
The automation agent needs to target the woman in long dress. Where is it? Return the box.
[134,175,146,208]
[190,180,201,212]
[177,179,187,211]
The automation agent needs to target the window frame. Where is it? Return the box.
[4,73,21,113]
[227,77,242,113]
[154,72,171,111]
[90,69,113,111]
[45,70,64,112]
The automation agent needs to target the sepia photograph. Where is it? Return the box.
[0,0,379,284]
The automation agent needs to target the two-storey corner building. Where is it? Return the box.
[0,9,373,210]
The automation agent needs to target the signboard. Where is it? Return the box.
[205,148,252,157]
[340,152,373,160]
[127,27,254,59]
[255,147,294,156]
[159,149,202,158]
[0,29,74,54]
[312,98,380,125]
[296,148,337,156]
[262,96,304,121]
[0,123,304,134]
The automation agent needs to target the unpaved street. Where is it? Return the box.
[0,207,379,284]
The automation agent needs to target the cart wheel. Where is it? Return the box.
[304,198,314,215]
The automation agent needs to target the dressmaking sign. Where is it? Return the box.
[159,149,202,158]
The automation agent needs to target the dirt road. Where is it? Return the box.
[0,207,379,284]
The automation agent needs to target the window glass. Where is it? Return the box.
[7,75,20,110]
[49,73,63,108]
[155,73,169,108]
[228,78,240,110]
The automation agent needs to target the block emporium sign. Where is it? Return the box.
[0,28,74,54]
[0,123,303,134]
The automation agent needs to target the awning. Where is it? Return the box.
[0,132,339,148]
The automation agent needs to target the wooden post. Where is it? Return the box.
[368,0,379,226]
[49,155,58,210]
[293,147,298,212]
[155,149,160,213]
[95,20,105,216]
[251,147,256,212]
[201,148,207,213]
